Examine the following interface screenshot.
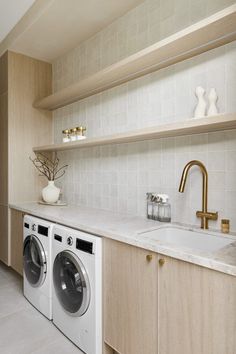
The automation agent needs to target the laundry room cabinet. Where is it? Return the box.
[10,209,24,275]
[103,239,236,354]
[0,50,52,267]
[158,255,236,354]
[103,238,158,354]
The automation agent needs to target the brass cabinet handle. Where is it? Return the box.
[159,258,165,266]
[146,254,153,262]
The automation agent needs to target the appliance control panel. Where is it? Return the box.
[67,236,73,246]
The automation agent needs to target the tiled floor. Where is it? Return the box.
[0,262,83,354]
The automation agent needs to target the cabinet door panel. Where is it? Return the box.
[0,205,8,264]
[0,93,8,205]
[104,239,158,354]
[158,255,236,354]
[10,209,23,275]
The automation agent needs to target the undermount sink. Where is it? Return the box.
[140,226,235,253]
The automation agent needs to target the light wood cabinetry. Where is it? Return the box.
[0,92,8,206]
[0,51,8,94]
[10,209,24,275]
[8,51,52,203]
[158,255,236,354]
[0,205,8,264]
[103,238,158,354]
[0,51,52,267]
[103,240,236,354]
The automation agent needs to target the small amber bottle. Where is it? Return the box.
[221,219,230,234]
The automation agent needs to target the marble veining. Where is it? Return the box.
[10,202,236,277]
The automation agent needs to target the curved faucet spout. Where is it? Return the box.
[179,160,208,194]
[178,160,217,229]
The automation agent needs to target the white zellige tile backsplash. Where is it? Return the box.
[52,0,236,231]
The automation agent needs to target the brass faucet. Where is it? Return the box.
[178,160,218,229]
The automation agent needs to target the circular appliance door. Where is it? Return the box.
[23,235,47,288]
[53,250,90,317]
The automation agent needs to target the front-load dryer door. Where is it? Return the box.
[53,250,90,317]
[23,235,47,288]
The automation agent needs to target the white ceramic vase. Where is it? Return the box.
[42,181,60,203]
[207,88,218,116]
[194,86,207,118]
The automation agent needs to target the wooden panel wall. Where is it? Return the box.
[8,51,52,203]
[0,52,8,264]
[0,51,52,266]
[0,51,8,94]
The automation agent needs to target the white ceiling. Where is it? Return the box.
[0,0,143,62]
[0,0,36,42]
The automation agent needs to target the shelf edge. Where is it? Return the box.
[33,113,236,153]
[34,5,236,111]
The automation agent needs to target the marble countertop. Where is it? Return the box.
[10,202,236,277]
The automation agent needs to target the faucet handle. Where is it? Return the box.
[196,211,218,220]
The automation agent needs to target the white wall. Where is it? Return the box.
[52,0,236,231]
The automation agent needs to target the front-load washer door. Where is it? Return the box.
[23,235,47,288]
[53,250,90,317]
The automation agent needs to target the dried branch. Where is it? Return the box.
[54,170,67,180]
[54,164,68,179]
[29,152,68,182]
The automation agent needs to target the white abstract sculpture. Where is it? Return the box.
[194,86,207,118]
[207,88,219,116]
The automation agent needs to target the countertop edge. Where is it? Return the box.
[10,203,236,277]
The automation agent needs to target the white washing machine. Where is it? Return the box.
[23,215,54,320]
[52,225,102,354]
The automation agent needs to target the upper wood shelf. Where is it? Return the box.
[34,5,236,111]
[33,113,236,152]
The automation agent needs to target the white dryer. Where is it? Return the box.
[52,225,102,354]
[23,215,54,320]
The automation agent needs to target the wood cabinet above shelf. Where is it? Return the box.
[33,113,236,153]
[34,5,236,111]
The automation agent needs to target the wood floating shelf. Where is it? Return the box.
[33,113,236,152]
[34,5,236,111]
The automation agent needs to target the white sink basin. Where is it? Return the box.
[140,226,235,253]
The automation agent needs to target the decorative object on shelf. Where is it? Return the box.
[76,126,86,140]
[207,88,219,116]
[70,128,77,141]
[30,153,68,203]
[62,126,86,143]
[194,86,207,118]
[62,129,71,143]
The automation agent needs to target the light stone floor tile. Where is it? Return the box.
[0,262,83,354]
[31,335,82,354]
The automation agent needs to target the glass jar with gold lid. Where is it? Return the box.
[76,126,86,140]
[70,127,77,142]
[62,129,70,143]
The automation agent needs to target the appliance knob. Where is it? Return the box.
[32,224,37,232]
[67,237,73,246]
